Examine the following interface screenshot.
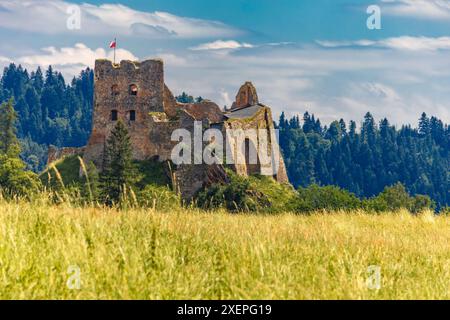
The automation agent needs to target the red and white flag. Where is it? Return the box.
[109,40,117,49]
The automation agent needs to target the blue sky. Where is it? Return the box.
[0,0,449,126]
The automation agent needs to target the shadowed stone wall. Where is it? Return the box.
[83,59,165,168]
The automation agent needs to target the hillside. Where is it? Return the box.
[0,199,449,299]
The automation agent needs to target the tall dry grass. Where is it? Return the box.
[0,197,448,300]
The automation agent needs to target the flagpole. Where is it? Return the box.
[114,37,116,65]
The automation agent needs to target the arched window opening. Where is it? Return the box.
[111,110,118,121]
[129,84,138,96]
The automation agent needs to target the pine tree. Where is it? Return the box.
[314,118,323,135]
[349,121,357,139]
[303,112,314,133]
[0,99,39,197]
[362,112,377,145]
[418,112,430,136]
[0,98,20,156]
[279,112,287,129]
[339,119,347,137]
[100,121,138,205]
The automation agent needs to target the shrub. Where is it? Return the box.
[196,174,270,212]
[247,175,298,213]
[138,184,180,210]
[0,155,41,198]
[440,207,450,216]
[364,183,435,213]
[294,184,362,213]
[410,194,436,214]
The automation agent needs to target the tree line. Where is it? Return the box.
[278,112,449,208]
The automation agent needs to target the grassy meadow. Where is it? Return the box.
[0,198,449,300]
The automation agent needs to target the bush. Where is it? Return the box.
[247,175,298,213]
[440,207,450,216]
[137,184,180,210]
[0,155,41,198]
[294,184,362,213]
[411,194,436,214]
[364,183,435,213]
[196,174,271,212]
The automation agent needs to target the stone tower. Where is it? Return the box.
[83,59,165,168]
[231,81,259,110]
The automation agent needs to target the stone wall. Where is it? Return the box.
[84,59,166,168]
[231,81,259,110]
[223,107,289,183]
[47,146,85,166]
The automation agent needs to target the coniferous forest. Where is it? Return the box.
[0,64,448,207]
[0,64,93,172]
[279,112,449,208]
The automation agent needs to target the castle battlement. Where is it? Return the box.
[95,59,164,73]
[94,59,165,112]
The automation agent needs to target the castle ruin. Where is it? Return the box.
[52,59,289,200]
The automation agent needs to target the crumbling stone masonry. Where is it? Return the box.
[50,59,289,200]
[47,146,85,165]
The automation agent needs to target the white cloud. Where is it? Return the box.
[190,40,254,51]
[19,43,137,67]
[14,43,137,79]
[381,36,450,51]
[0,0,240,38]
[317,36,450,51]
[381,0,450,20]
[360,82,400,102]
[189,40,293,51]
[152,53,187,67]
[316,40,376,48]
[219,90,232,108]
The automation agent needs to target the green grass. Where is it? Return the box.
[247,175,298,212]
[0,199,449,300]
[41,155,172,189]
[41,155,83,187]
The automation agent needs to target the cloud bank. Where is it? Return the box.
[317,36,450,51]
[381,0,450,20]
[0,0,240,38]
[0,43,137,80]
[190,40,254,51]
